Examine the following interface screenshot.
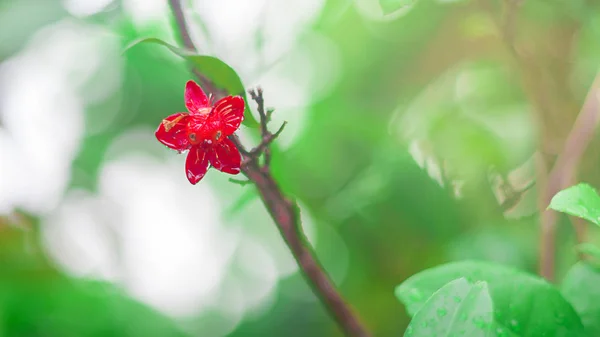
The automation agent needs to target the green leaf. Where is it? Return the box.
[395,260,585,336]
[404,277,498,337]
[548,183,600,226]
[379,0,417,15]
[124,38,259,128]
[562,261,600,335]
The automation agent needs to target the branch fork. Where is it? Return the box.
[167,0,371,335]
[229,88,287,171]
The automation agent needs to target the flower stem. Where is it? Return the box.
[167,0,371,336]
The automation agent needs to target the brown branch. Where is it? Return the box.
[538,73,600,280]
[479,0,595,281]
[249,88,273,165]
[168,0,226,100]
[249,120,287,158]
[168,0,371,335]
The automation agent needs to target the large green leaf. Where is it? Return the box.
[548,183,600,226]
[124,38,259,128]
[562,262,600,335]
[404,277,498,337]
[395,260,584,336]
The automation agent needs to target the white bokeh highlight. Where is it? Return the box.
[0,19,120,214]
[62,0,115,17]
[2,0,337,333]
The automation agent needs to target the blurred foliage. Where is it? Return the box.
[2,0,600,336]
[562,262,600,336]
[0,217,187,337]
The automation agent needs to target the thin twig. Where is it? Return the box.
[249,121,287,157]
[168,0,226,100]
[249,88,275,166]
[479,0,596,281]
[168,0,371,335]
[266,107,275,121]
[250,88,268,132]
[539,73,600,280]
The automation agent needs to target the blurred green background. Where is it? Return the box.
[1,0,600,336]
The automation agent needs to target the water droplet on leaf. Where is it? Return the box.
[472,316,489,329]
[408,289,423,302]
[510,319,520,331]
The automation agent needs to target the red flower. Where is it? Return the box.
[155,80,245,184]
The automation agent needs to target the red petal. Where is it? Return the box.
[185,80,210,114]
[208,138,241,175]
[155,113,191,151]
[207,96,245,137]
[185,146,210,184]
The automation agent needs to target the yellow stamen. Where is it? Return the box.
[162,114,186,132]
[198,107,211,115]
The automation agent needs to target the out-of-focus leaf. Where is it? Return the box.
[548,183,600,226]
[124,38,259,128]
[392,63,531,194]
[0,0,66,58]
[379,0,417,15]
[446,229,530,270]
[395,260,584,336]
[562,262,600,335]
[2,278,189,337]
[404,278,498,337]
[317,0,354,27]
[0,224,188,337]
[575,243,600,262]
